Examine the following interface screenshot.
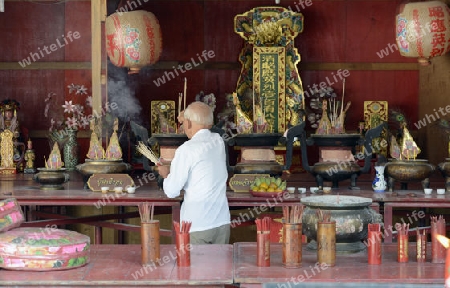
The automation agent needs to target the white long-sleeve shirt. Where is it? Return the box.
[163,129,230,232]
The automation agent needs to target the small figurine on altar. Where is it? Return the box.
[45,142,64,169]
[233,92,253,134]
[86,119,105,160]
[253,103,269,133]
[158,110,176,134]
[389,135,401,159]
[105,118,122,160]
[315,99,332,135]
[24,139,36,174]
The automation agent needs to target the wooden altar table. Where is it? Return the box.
[381,190,450,243]
[233,242,445,288]
[0,244,233,287]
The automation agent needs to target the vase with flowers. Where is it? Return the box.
[44,83,92,171]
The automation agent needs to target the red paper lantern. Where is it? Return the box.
[106,10,162,73]
[396,1,450,65]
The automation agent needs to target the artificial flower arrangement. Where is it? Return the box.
[44,83,93,148]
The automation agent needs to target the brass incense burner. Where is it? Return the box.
[385,159,435,191]
[284,122,385,190]
[76,159,131,189]
[34,168,69,190]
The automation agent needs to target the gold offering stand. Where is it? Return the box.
[76,118,131,189]
[385,125,435,192]
[33,142,70,190]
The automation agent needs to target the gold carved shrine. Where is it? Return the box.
[234,6,305,133]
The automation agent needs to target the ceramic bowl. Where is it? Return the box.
[323,187,332,193]
[287,187,296,194]
[101,186,109,193]
[114,187,123,193]
[424,188,432,195]
[437,188,446,195]
[298,187,307,194]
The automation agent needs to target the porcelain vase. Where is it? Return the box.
[63,129,79,171]
[372,165,387,192]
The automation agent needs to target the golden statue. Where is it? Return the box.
[105,118,122,160]
[0,129,14,169]
[24,139,36,173]
[86,119,105,160]
[233,92,252,134]
[45,142,64,169]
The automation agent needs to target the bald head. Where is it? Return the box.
[184,102,214,127]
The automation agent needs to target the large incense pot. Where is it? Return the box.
[34,168,70,190]
[283,122,386,189]
[76,159,131,189]
[301,195,382,253]
[225,133,283,175]
[385,159,435,191]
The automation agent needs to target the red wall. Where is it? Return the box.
[0,0,419,167]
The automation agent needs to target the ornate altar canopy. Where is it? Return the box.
[234,6,305,133]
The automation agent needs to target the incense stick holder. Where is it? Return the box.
[432,218,446,263]
[257,231,270,267]
[367,224,382,265]
[317,221,336,266]
[141,220,160,266]
[176,233,191,267]
[397,234,409,263]
[282,223,302,268]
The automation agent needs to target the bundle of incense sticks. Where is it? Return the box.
[173,221,192,234]
[396,223,410,236]
[136,141,162,166]
[431,215,446,225]
[282,206,303,224]
[255,217,271,232]
[316,209,332,222]
[138,202,154,223]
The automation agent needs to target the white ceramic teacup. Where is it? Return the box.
[114,186,123,193]
[310,187,319,193]
[298,187,307,194]
[437,188,446,195]
[287,187,296,194]
[101,186,109,193]
[424,188,432,195]
[126,185,136,194]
